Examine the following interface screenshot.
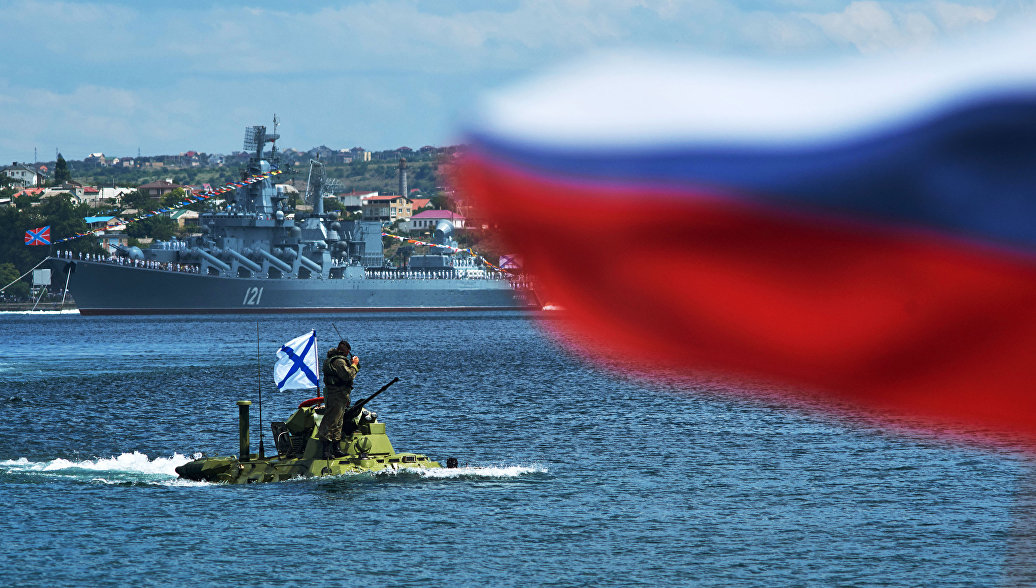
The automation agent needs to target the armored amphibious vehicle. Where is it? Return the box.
[175,378,450,484]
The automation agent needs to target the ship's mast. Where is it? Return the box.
[240,124,278,214]
[269,114,279,164]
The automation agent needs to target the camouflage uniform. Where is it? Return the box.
[317,348,359,443]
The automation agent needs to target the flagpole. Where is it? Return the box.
[256,320,264,459]
[59,265,71,309]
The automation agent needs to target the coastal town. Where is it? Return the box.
[0,142,502,308]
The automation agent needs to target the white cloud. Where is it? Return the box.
[0,0,1030,163]
[801,1,1003,54]
[933,0,997,29]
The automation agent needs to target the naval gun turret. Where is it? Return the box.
[174,377,451,484]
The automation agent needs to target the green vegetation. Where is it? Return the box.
[125,215,177,242]
[74,158,444,197]
[54,154,70,184]
[0,194,105,299]
[317,157,443,196]
[81,165,242,192]
[0,262,29,299]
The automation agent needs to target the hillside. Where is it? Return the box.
[75,159,444,197]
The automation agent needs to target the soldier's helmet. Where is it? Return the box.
[337,340,351,353]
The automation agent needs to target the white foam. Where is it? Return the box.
[1,452,198,478]
[380,464,548,478]
[0,455,546,486]
[0,309,80,315]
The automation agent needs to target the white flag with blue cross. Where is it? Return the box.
[274,330,320,391]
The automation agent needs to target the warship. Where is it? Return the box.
[175,377,452,484]
[52,123,538,314]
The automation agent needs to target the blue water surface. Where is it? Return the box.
[0,312,1032,587]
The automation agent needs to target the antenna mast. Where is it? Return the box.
[256,321,264,459]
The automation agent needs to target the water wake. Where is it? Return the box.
[378,464,548,479]
[0,309,80,315]
[0,452,202,485]
[1,454,546,486]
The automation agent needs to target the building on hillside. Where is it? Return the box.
[84,153,107,167]
[335,190,376,212]
[80,186,101,204]
[410,197,432,211]
[1,163,44,187]
[81,216,128,252]
[13,187,45,200]
[82,186,133,204]
[138,179,182,200]
[405,209,466,232]
[307,145,334,161]
[361,195,411,222]
[170,209,200,229]
[42,182,85,201]
[83,216,125,231]
[97,187,134,203]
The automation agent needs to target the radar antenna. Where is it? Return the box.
[304,160,342,216]
[325,177,341,196]
[243,125,266,159]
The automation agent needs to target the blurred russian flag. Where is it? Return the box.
[456,37,1036,447]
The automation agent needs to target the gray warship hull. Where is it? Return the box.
[57,259,537,315]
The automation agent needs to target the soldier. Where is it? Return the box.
[317,339,360,459]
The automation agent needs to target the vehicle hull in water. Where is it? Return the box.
[175,405,442,484]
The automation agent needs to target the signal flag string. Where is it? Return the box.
[49,170,284,245]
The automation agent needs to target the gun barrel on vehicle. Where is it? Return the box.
[346,377,399,419]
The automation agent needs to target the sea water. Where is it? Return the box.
[0,312,1033,587]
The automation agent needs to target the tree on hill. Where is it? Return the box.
[161,188,188,209]
[120,190,151,211]
[54,154,70,184]
[430,194,454,211]
[0,262,30,300]
[14,191,40,210]
[0,175,15,202]
[126,215,176,241]
[0,192,102,281]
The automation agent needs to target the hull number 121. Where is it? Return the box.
[243,287,264,305]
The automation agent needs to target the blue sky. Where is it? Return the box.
[0,0,1031,164]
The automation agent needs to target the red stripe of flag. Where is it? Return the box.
[457,156,1036,447]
